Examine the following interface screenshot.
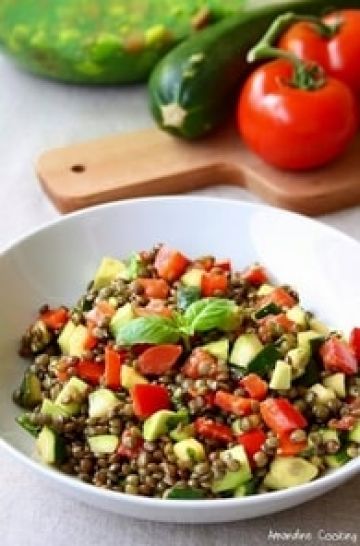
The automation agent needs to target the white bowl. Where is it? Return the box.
[0,196,359,523]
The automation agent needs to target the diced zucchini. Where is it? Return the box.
[68,324,88,358]
[323,373,346,398]
[230,333,263,368]
[143,410,177,441]
[212,445,252,493]
[181,268,203,288]
[349,421,360,443]
[286,306,308,328]
[203,338,229,361]
[287,346,310,379]
[36,426,66,464]
[88,435,119,454]
[40,398,69,418]
[58,320,76,355]
[325,448,350,469]
[269,360,291,390]
[109,303,135,337]
[121,365,148,390]
[247,345,282,377]
[16,414,41,437]
[165,486,205,500]
[55,377,88,416]
[264,457,318,490]
[88,388,119,418]
[309,317,330,336]
[16,371,42,409]
[93,257,127,290]
[173,438,205,463]
[257,284,275,296]
[310,383,336,404]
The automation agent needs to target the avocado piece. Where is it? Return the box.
[269,360,291,390]
[212,445,252,493]
[349,421,360,443]
[325,448,350,469]
[173,438,205,463]
[310,383,336,404]
[143,409,176,441]
[230,333,263,368]
[110,303,135,338]
[323,373,346,398]
[93,257,127,290]
[58,320,76,355]
[181,268,203,288]
[264,457,318,490]
[68,324,88,358]
[257,284,275,296]
[286,306,308,328]
[203,338,229,360]
[88,388,119,419]
[16,371,42,409]
[121,365,148,390]
[55,376,89,416]
[170,423,195,442]
[287,346,310,379]
[88,435,119,455]
[40,398,69,418]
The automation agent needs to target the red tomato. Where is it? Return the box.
[154,245,189,282]
[279,10,360,97]
[237,429,267,457]
[137,344,182,375]
[201,271,228,297]
[137,278,169,299]
[182,347,220,379]
[349,327,360,361]
[104,346,125,390]
[238,59,357,170]
[260,398,307,434]
[131,384,170,419]
[76,360,104,385]
[277,431,307,456]
[40,307,69,330]
[195,417,233,443]
[214,391,254,417]
[320,337,358,375]
[242,265,268,286]
[259,287,297,309]
[240,374,268,401]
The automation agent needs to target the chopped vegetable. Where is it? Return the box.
[240,374,268,401]
[214,391,253,417]
[131,384,170,418]
[154,245,189,282]
[137,344,182,375]
[194,417,233,443]
[320,337,358,375]
[260,398,307,434]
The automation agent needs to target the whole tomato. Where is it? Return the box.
[279,10,360,97]
[237,59,357,170]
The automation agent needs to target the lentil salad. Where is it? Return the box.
[13,244,360,499]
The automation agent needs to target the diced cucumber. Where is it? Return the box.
[93,257,127,290]
[165,486,205,500]
[319,428,340,444]
[230,333,263,368]
[269,360,291,390]
[349,421,360,443]
[297,330,323,348]
[286,306,308,328]
[121,365,148,390]
[212,445,252,493]
[88,388,119,418]
[16,414,41,437]
[170,423,195,442]
[323,373,346,398]
[88,435,119,454]
[264,457,318,490]
[181,268,203,288]
[68,324,88,357]
[310,383,336,404]
[203,338,229,361]
[325,448,350,469]
[110,303,135,338]
[247,345,282,377]
[58,320,76,355]
[257,284,275,296]
[36,426,66,464]
[309,317,330,336]
[234,479,257,497]
[173,438,205,463]
[40,398,69,418]
[287,346,310,379]
[55,377,88,416]
[143,410,177,441]
[16,371,42,409]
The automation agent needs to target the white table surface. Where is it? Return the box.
[1,55,359,546]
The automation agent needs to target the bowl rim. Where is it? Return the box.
[1,195,359,510]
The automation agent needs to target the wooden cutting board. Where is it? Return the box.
[36,123,360,216]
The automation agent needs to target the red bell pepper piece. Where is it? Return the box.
[214,391,253,417]
[242,265,268,286]
[137,344,182,375]
[320,337,358,375]
[240,374,268,401]
[40,307,69,330]
[201,271,228,297]
[259,287,297,309]
[104,346,125,390]
[237,429,267,457]
[350,327,360,361]
[277,431,307,456]
[131,384,171,419]
[76,360,104,385]
[195,417,233,443]
[117,429,143,459]
[137,278,170,299]
[154,245,189,282]
[260,398,307,434]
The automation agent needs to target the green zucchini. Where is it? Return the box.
[149,0,360,139]
[13,371,42,410]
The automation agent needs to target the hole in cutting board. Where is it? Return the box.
[71,164,86,173]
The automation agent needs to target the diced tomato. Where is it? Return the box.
[40,307,69,330]
[242,265,268,286]
[237,429,267,457]
[320,337,358,376]
[131,384,170,419]
[154,245,189,282]
[117,429,143,459]
[260,287,297,309]
[240,374,268,401]
[137,344,182,376]
[214,260,232,272]
[201,271,228,297]
[182,348,219,379]
[260,398,307,434]
[104,346,125,390]
[137,278,169,299]
[328,415,356,431]
[258,313,296,343]
[84,320,98,350]
[214,391,253,417]
[277,431,307,456]
[195,417,233,443]
[76,360,104,386]
[134,299,173,318]
[350,328,360,361]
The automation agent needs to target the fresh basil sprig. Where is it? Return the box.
[115,298,242,346]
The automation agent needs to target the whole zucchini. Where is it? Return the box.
[149,0,360,139]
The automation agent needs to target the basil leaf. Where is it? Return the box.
[177,286,200,311]
[184,298,241,333]
[116,316,180,345]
